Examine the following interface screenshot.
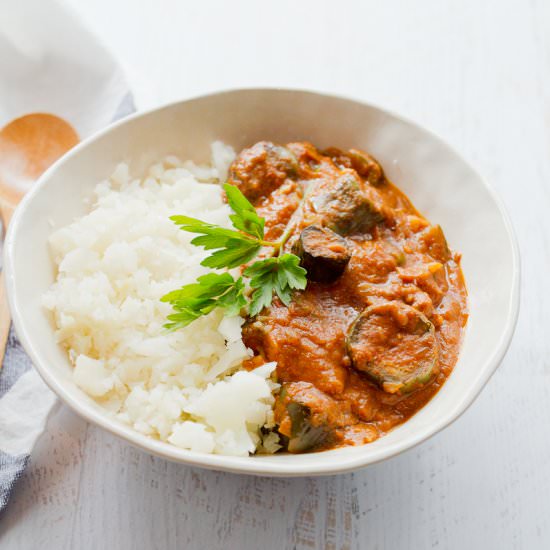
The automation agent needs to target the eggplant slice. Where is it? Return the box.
[346,301,439,394]
[285,402,332,453]
[346,149,385,186]
[309,173,385,235]
[420,224,452,263]
[292,224,351,283]
[323,147,385,186]
[275,382,344,453]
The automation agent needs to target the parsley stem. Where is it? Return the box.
[258,238,289,256]
[258,239,280,248]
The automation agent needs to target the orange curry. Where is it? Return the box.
[228,141,468,453]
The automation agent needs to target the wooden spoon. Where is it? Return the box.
[0,113,78,366]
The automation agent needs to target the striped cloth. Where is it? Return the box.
[0,92,135,513]
[0,328,57,511]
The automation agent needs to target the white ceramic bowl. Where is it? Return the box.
[4,89,520,476]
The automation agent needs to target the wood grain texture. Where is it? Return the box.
[0,201,16,369]
[1,0,549,548]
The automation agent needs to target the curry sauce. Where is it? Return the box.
[228,141,468,452]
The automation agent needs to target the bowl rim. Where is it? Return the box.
[3,87,521,476]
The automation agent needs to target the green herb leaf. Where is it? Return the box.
[171,215,256,245]
[161,272,235,303]
[278,254,308,290]
[216,277,247,316]
[164,309,203,331]
[200,240,261,269]
[161,272,246,330]
[244,253,307,314]
[249,281,276,317]
[170,214,261,270]
[223,183,265,239]
[165,185,307,330]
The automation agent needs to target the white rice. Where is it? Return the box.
[42,142,280,456]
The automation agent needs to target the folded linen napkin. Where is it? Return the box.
[0,0,134,512]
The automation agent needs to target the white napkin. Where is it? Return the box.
[0,0,133,133]
[0,0,134,512]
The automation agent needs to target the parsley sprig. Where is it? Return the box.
[161,184,307,329]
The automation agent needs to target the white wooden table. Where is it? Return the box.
[1,1,548,548]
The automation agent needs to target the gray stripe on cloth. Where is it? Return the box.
[0,326,32,396]
[0,450,29,513]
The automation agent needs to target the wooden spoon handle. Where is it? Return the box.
[0,199,16,369]
[0,272,10,367]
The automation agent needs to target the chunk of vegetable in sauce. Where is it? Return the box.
[347,149,385,186]
[292,225,351,283]
[309,173,385,235]
[346,301,439,395]
[228,141,298,205]
[324,147,385,186]
[285,402,332,453]
[276,382,344,453]
[420,224,451,263]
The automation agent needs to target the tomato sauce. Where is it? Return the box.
[229,141,468,452]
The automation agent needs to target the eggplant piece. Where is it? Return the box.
[310,173,385,235]
[322,147,385,186]
[347,149,385,186]
[346,302,438,395]
[292,225,351,283]
[286,402,332,453]
[420,224,451,263]
[275,383,339,453]
[227,141,299,204]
